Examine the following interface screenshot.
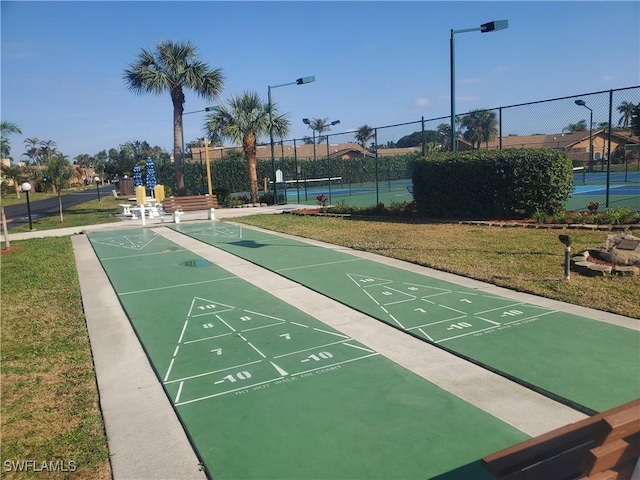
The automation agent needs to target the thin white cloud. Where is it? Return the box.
[414,97,430,108]
[601,74,615,82]
[1,42,37,60]
[460,77,482,84]
[492,66,508,73]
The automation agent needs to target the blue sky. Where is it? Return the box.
[2,1,639,161]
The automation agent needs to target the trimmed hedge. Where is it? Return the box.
[411,149,573,218]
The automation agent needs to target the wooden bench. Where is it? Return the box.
[161,195,218,223]
[482,398,640,480]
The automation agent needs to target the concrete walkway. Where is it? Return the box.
[8,206,637,478]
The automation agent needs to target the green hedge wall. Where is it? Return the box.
[180,153,418,197]
[411,149,573,218]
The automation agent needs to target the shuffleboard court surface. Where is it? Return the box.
[87,228,527,479]
[171,222,640,414]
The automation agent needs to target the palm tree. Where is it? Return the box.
[354,125,375,187]
[23,137,41,165]
[459,109,497,149]
[617,101,636,128]
[306,118,334,144]
[39,140,57,164]
[562,120,588,133]
[436,123,451,151]
[123,40,224,194]
[204,91,289,204]
[478,110,498,149]
[1,121,22,159]
[354,125,375,158]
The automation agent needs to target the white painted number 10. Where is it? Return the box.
[223,371,252,383]
[307,352,333,361]
[447,322,473,330]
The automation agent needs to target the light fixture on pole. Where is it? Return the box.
[94,176,101,202]
[21,182,33,230]
[450,19,508,152]
[574,99,594,173]
[268,76,316,204]
[181,106,215,190]
[302,118,340,161]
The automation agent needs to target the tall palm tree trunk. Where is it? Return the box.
[173,95,185,195]
[243,134,259,204]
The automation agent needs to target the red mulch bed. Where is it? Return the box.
[1,246,24,254]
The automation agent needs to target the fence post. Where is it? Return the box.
[605,89,614,208]
[499,107,503,150]
[375,128,379,205]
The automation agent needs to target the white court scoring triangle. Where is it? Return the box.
[187,297,236,318]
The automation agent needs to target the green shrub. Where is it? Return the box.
[412,149,573,219]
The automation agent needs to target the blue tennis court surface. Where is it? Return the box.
[573,184,640,195]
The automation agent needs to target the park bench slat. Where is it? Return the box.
[163,195,218,213]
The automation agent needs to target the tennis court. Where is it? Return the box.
[87,228,530,479]
[265,169,639,210]
[171,222,640,414]
[567,168,640,210]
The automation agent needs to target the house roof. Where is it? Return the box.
[188,130,639,161]
[484,129,639,150]
[190,142,417,161]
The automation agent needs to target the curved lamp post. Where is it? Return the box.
[574,99,594,173]
[302,118,340,161]
[268,76,316,204]
[21,182,33,230]
[94,176,101,202]
[450,19,508,152]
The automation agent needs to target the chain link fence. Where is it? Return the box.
[188,86,639,211]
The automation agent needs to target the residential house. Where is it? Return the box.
[482,130,639,165]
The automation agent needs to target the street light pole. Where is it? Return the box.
[575,99,594,173]
[21,182,33,230]
[268,76,316,204]
[94,176,101,202]
[450,19,508,152]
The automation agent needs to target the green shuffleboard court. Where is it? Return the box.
[171,222,640,414]
[88,228,528,479]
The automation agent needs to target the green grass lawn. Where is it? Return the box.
[1,237,111,479]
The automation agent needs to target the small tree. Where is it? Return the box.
[45,156,73,222]
[0,163,26,199]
